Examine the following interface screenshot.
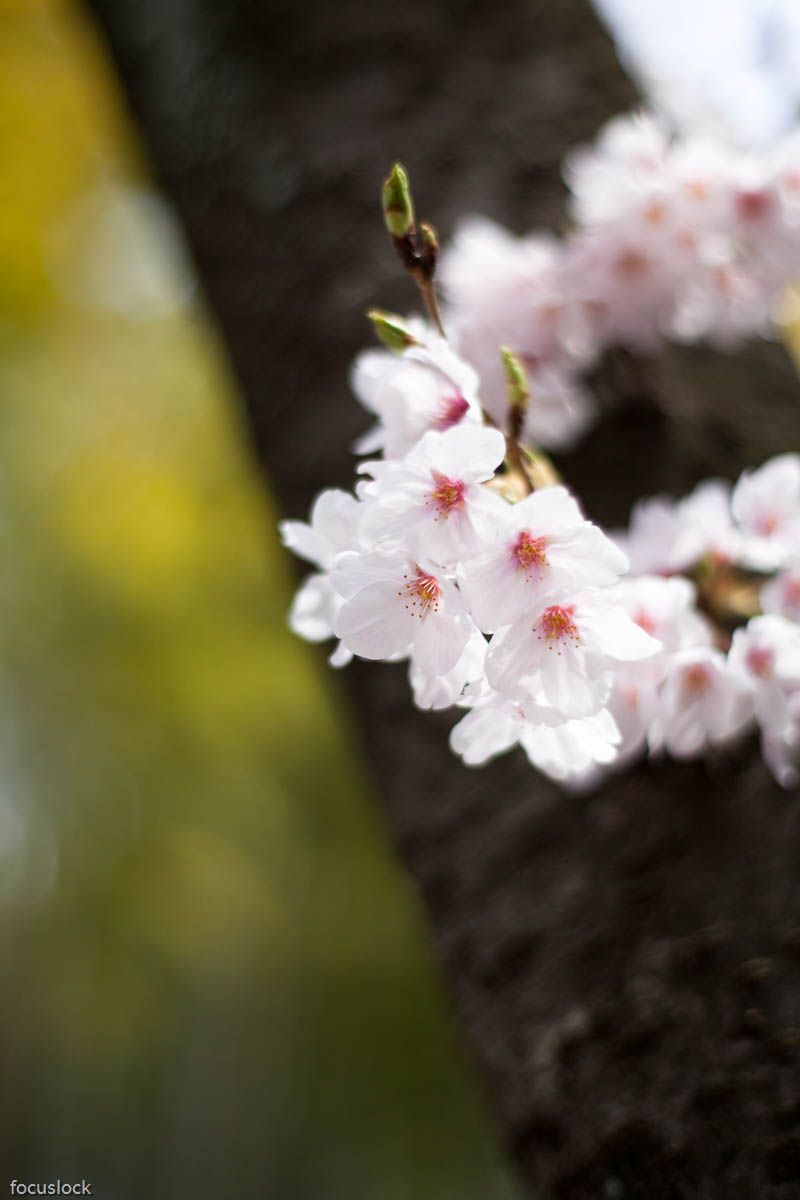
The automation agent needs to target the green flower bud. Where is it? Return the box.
[382,163,415,239]
[367,308,418,353]
[500,347,530,413]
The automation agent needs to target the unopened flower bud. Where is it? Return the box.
[501,347,530,441]
[501,347,530,413]
[382,163,415,239]
[367,308,418,353]
[419,221,439,280]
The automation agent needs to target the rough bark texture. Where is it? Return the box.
[86,0,800,1194]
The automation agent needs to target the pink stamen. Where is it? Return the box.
[398,569,442,620]
[683,663,711,694]
[434,393,469,431]
[536,605,579,652]
[757,512,780,536]
[512,531,549,579]
[616,249,649,279]
[736,188,773,222]
[643,199,665,225]
[427,473,466,519]
[686,179,710,201]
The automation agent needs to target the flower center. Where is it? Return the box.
[683,663,711,694]
[399,569,442,619]
[536,605,579,650]
[757,512,780,536]
[512,531,549,578]
[434,393,469,430]
[736,188,773,222]
[428,473,466,518]
[686,179,710,201]
[643,199,665,225]
[616,249,649,279]
[746,645,773,679]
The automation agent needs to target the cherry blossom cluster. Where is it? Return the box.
[281,310,800,789]
[280,140,800,792]
[609,452,800,788]
[441,110,800,449]
[282,330,661,787]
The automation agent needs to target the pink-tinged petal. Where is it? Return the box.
[410,630,486,710]
[330,549,405,599]
[449,702,523,766]
[334,581,415,660]
[310,489,363,552]
[279,519,324,566]
[412,609,471,677]
[485,622,540,698]
[584,604,662,661]
[537,645,609,718]
[328,641,353,669]
[458,550,528,632]
[421,424,506,480]
[288,574,340,642]
[512,486,585,538]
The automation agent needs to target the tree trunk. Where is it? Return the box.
[87,0,800,1194]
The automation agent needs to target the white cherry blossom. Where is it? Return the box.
[458,485,628,633]
[486,590,661,719]
[732,453,800,569]
[331,549,473,677]
[727,614,800,738]
[673,478,742,566]
[760,565,800,622]
[279,488,364,667]
[351,329,483,459]
[360,424,506,565]
[650,645,752,758]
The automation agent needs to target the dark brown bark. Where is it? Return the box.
[86,0,800,1194]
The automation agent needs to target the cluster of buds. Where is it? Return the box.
[442,111,800,450]
[280,158,800,791]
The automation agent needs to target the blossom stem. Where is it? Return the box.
[693,559,764,631]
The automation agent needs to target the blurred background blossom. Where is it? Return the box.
[0,1,517,1195]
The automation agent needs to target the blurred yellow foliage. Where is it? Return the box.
[0,3,520,1196]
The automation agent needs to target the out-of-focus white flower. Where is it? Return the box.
[601,575,713,765]
[449,690,553,767]
[521,708,622,783]
[612,495,687,574]
[761,688,800,787]
[727,614,800,736]
[732,453,800,569]
[458,485,628,633]
[673,479,743,565]
[440,218,598,449]
[360,425,506,565]
[760,565,800,621]
[279,489,365,666]
[650,645,752,758]
[450,686,621,782]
